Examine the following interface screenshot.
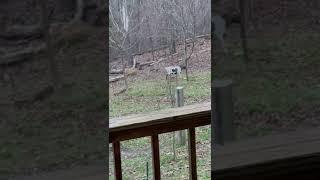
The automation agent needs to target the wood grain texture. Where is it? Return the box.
[110,102,210,131]
[212,127,320,179]
[109,102,211,142]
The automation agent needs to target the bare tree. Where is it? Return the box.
[160,0,199,81]
[109,0,146,91]
[39,0,61,90]
[239,0,250,63]
[71,0,85,23]
[109,0,210,83]
[56,0,106,25]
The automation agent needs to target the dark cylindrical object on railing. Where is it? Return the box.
[213,79,235,145]
[176,86,184,107]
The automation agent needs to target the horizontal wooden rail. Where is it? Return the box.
[109,102,211,142]
[212,127,320,179]
[109,102,211,180]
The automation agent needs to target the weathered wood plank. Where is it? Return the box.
[109,102,210,142]
[110,116,210,142]
[110,102,210,131]
[213,127,320,179]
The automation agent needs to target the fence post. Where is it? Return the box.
[175,86,187,146]
[213,80,235,145]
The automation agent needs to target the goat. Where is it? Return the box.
[165,66,182,107]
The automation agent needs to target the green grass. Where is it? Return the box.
[216,30,320,137]
[109,71,211,118]
[109,126,211,180]
[216,31,320,114]
[109,71,211,179]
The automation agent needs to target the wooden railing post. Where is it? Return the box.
[188,127,197,180]
[151,135,161,180]
[213,80,235,145]
[113,141,122,180]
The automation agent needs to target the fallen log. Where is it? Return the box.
[150,57,167,66]
[109,75,125,83]
[109,69,124,74]
[139,61,155,69]
[0,43,47,67]
[0,25,43,41]
[198,48,210,54]
[114,88,127,96]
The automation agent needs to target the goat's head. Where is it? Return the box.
[165,66,182,76]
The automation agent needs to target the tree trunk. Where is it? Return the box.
[170,29,176,54]
[127,36,134,67]
[171,40,176,54]
[313,0,319,8]
[184,38,189,81]
[136,0,141,54]
[56,0,75,14]
[71,0,84,23]
[239,0,250,63]
[249,0,254,21]
[146,17,155,61]
[121,56,128,91]
[39,0,61,90]
[151,37,155,62]
[234,0,240,12]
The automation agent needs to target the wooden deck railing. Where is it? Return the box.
[109,102,211,180]
[212,127,320,179]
